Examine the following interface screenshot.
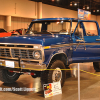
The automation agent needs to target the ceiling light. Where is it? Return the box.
[70,2,72,6]
[83,6,85,10]
[74,3,77,6]
[52,0,54,1]
[87,6,89,9]
[57,0,59,1]
[97,10,99,12]
[93,10,95,12]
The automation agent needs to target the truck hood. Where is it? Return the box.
[0,34,71,46]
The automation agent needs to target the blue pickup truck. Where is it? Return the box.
[0,18,100,87]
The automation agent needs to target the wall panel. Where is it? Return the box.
[0,16,6,30]
[11,17,33,30]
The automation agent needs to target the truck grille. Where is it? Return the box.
[11,49,33,59]
[0,43,42,61]
[0,48,11,57]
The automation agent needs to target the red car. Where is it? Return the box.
[11,28,27,35]
[0,28,27,37]
[0,28,12,37]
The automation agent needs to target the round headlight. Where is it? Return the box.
[33,51,41,59]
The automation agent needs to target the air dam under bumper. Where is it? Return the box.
[0,59,46,71]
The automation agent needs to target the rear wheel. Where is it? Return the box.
[93,62,100,72]
[41,60,66,87]
[0,69,20,83]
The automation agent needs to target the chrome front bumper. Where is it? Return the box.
[0,59,46,71]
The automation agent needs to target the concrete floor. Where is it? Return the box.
[0,62,100,100]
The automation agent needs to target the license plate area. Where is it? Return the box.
[5,61,15,68]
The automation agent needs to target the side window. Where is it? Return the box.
[83,22,98,36]
[75,22,84,38]
[72,22,77,33]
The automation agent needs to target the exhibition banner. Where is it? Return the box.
[43,81,62,98]
[78,9,91,20]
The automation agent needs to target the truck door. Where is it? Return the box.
[72,21,100,63]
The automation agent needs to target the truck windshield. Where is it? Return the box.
[26,21,71,35]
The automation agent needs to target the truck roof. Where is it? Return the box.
[32,18,96,22]
[32,18,77,22]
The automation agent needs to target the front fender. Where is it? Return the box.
[43,47,69,67]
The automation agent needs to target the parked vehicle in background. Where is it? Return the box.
[0,28,12,37]
[11,28,27,35]
[0,28,27,37]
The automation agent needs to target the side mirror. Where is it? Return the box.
[78,28,84,38]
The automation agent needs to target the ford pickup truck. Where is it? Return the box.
[0,18,100,87]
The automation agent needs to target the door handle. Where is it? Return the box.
[96,39,100,41]
[75,38,86,51]
[76,39,84,42]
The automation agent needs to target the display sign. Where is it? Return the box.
[43,81,62,98]
[78,9,91,20]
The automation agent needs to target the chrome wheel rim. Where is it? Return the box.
[52,68,62,82]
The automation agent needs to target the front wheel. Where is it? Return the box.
[93,62,100,72]
[0,69,20,83]
[41,60,66,87]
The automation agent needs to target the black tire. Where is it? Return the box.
[41,60,66,87]
[31,75,37,78]
[93,62,100,72]
[0,69,20,83]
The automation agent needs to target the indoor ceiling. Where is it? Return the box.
[30,0,100,15]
